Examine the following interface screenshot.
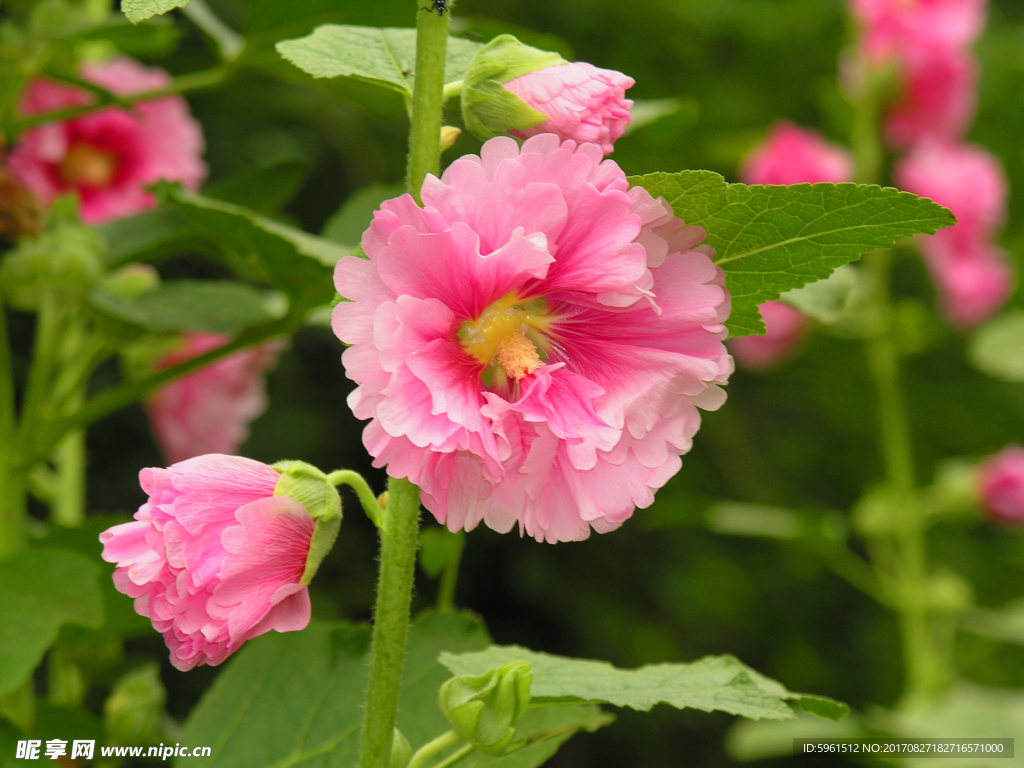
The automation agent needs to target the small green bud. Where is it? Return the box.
[97,263,161,298]
[460,35,565,140]
[0,219,104,310]
[89,264,163,344]
[438,661,532,756]
[389,728,411,768]
[272,461,342,585]
[104,663,167,746]
[927,570,974,613]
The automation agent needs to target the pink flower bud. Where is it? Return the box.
[503,62,634,155]
[918,233,1013,330]
[895,141,1007,244]
[740,122,853,186]
[7,57,206,224]
[978,445,1024,523]
[728,301,809,371]
[145,333,282,464]
[100,455,314,670]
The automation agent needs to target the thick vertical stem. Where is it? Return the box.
[0,304,23,557]
[356,477,421,768]
[405,4,450,204]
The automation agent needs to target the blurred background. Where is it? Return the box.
[10,0,1024,765]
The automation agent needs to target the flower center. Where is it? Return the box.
[59,143,118,188]
[459,295,554,383]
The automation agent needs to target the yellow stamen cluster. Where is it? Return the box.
[459,294,553,383]
[60,144,118,187]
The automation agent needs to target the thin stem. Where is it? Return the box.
[815,542,889,606]
[356,477,421,768]
[51,429,86,527]
[430,743,474,768]
[408,731,461,768]
[12,67,230,133]
[405,3,451,203]
[182,0,244,62]
[441,81,463,102]
[327,470,384,530]
[0,304,20,556]
[436,539,463,612]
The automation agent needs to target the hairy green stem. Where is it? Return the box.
[327,470,384,530]
[356,477,421,768]
[405,3,451,203]
[408,730,461,768]
[12,67,230,134]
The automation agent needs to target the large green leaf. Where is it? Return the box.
[204,160,312,216]
[121,0,189,24]
[0,550,104,696]
[440,646,848,721]
[161,185,345,306]
[276,26,482,95]
[98,207,212,268]
[89,280,286,335]
[968,309,1024,383]
[629,172,955,335]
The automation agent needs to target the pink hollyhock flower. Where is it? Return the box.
[919,233,1013,329]
[740,122,853,186]
[895,141,1007,244]
[100,455,314,670]
[503,63,634,155]
[146,333,282,464]
[728,301,809,371]
[851,0,987,62]
[978,445,1024,523]
[333,134,732,543]
[883,49,977,150]
[7,57,205,224]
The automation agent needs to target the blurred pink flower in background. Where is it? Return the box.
[503,62,634,155]
[333,134,731,543]
[729,301,809,371]
[146,333,282,464]
[883,50,977,150]
[918,234,1013,329]
[741,122,853,186]
[978,445,1024,524]
[7,57,206,223]
[100,455,314,670]
[851,0,987,62]
[895,142,1013,328]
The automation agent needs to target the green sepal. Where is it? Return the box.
[271,461,343,586]
[438,661,532,756]
[460,35,565,140]
[388,727,411,768]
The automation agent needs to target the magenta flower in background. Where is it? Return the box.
[895,141,1013,328]
[978,445,1024,524]
[851,0,987,62]
[7,57,206,223]
[146,333,282,464]
[100,455,314,670]
[883,49,977,150]
[728,302,809,371]
[503,62,634,155]
[740,122,853,186]
[333,134,731,543]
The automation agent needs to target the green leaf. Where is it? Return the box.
[968,309,1024,383]
[628,172,955,336]
[726,712,862,762]
[162,185,345,306]
[68,16,181,57]
[0,717,23,768]
[440,646,848,721]
[962,599,1024,645]
[205,161,312,216]
[98,207,212,269]
[418,526,465,579]
[780,264,863,325]
[89,280,286,335]
[0,550,103,696]
[459,705,612,768]
[322,183,405,249]
[121,0,189,25]
[276,25,483,95]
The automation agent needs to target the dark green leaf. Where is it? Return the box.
[276,26,482,95]
[968,309,1024,383]
[0,717,23,768]
[418,526,465,579]
[89,280,285,335]
[0,549,104,696]
[69,16,181,57]
[98,207,212,269]
[628,172,955,335]
[205,161,312,216]
[441,646,849,721]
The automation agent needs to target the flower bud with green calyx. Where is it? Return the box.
[438,661,532,756]
[460,35,565,140]
[271,461,342,585]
